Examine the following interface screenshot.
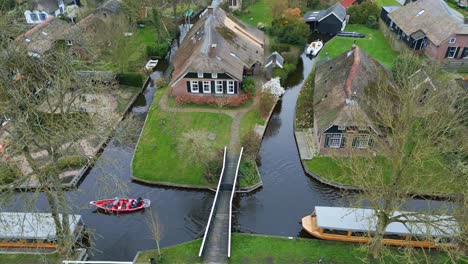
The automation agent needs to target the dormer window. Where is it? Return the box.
[449,38,456,44]
[66,40,73,46]
[212,73,217,78]
[338,126,345,131]
[197,72,203,78]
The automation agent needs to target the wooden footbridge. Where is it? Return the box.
[198,147,243,263]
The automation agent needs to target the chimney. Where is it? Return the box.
[207,6,214,15]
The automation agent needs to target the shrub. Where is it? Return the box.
[175,94,251,107]
[366,15,378,29]
[348,1,380,25]
[154,77,166,88]
[241,77,256,96]
[270,43,291,53]
[269,19,309,45]
[205,150,224,183]
[242,130,262,161]
[281,50,299,67]
[295,69,315,128]
[272,67,288,83]
[118,72,144,87]
[0,162,19,185]
[258,91,276,118]
[239,158,259,187]
[57,155,88,170]
[146,42,170,58]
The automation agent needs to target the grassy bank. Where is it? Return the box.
[135,233,450,264]
[317,24,398,68]
[235,0,273,27]
[239,108,265,139]
[132,88,232,186]
[305,156,464,195]
[0,253,60,264]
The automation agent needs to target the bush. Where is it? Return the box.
[270,43,291,53]
[175,94,251,107]
[205,150,224,183]
[0,162,19,185]
[239,158,260,187]
[242,130,261,161]
[258,91,276,118]
[57,155,88,170]
[295,69,315,128]
[118,72,144,87]
[348,1,380,25]
[281,50,299,67]
[273,62,297,86]
[241,77,256,96]
[366,15,378,29]
[146,42,170,58]
[154,77,166,88]
[269,19,309,45]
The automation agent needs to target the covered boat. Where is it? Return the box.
[302,206,458,248]
[90,198,150,213]
[306,40,323,56]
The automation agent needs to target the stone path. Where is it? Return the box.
[295,128,316,160]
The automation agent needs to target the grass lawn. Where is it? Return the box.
[135,234,450,264]
[0,253,60,264]
[446,0,468,17]
[132,88,232,186]
[317,24,398,68]
[375,0,401,7]
[235,0,273,27]
[239,108,265,139]
[305,156,464,195]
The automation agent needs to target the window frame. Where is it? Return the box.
[197,72,203,78]
[355,134,370,149]
[30,13,39,22]
[447,46,458,59]
[39,13,47,21]
[215,80,223,94]
[66,40,73,46]
[212,73,218,78]
[328,134,342,148]
[190,80,199,93]
[462,47,468,59]
[227,80,235,94]
[449,38,456,44]
[203,81,211,93]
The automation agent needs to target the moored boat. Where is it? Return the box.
[306,40,323,56]
[90,198,151,213]
[302,206,458,248]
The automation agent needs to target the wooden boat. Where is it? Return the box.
[306,40,323,56]
[90,198,151,213]
[302,206,458,248]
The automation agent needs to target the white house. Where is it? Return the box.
[24,0,78,24]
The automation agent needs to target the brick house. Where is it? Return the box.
[170,6,264,101]
[381,0,468,61]
[312,46,391,156]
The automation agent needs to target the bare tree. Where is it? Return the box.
[146,209,164,261]
[337,55,467,261]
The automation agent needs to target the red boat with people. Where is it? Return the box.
[90,197,150,213]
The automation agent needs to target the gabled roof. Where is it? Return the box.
[265,51,284,68]
[314,46,390,133]
[315,206,458,237]
[304,3,346,23]
[388,0,465,46]
[170,7,264,85]
[339,0,357,8]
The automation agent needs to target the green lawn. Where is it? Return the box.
[446,0,468,17]
[239,108,265,139]
[375,0,402,7]
[317,24,398,68]
[0,253,60,264]
[235,0,273,27]
[132,88,232,186]
[305,156,464,195]
[135,234,450,264]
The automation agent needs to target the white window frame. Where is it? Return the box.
[203,81,211,93]
[447,46,458,59]
[337,126,345,131]
[227,81,235,94]
[355,134,370,149]
[328,134,342,148]
[212,73,218,78]
[66,40,73,46]
[449,38,456,44]
[463,47,468,59]
[215,80,223,94]
[190,80,199,93]
[197,72,203,78]
[30,13,39,22]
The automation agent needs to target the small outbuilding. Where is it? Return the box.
[304,3,348,35]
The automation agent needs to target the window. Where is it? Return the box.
[59,6,64,13]
[66,40,73,46]
[39,13,47,21]
[203,81,211,93]
[462,47,468,59]
[197,72,203,78]
[30,13,39,22]
[446,46,458,58]
[354,135,370,149]
[449,38,456,44]
[228,0,237,6]
[337,126,345,131]
[227,81,235,94]
[212,73,218,78]
[328,134,342,148]
[190,81,199,93]
[215,80,223,94]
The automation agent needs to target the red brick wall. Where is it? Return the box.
[425,34,468,61]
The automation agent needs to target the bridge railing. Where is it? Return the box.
[198,146,227,257]
[228,147,243,258]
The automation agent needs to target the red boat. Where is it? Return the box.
[90,198,151,213]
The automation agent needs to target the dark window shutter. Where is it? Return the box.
[445,48,451,58]
[211,81,215,94]
[454,47,460,59]
[340,136,346,148]
[234,81,238,94]
[352,137,357,148]
[198,81,203,93]
[223,80,227,94]
[324,134,330,148]
[186,81,191,93]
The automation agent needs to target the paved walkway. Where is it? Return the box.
[295,128,316,160]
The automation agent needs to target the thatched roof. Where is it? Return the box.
[18,17,71,55]
[170,7,264,85]
[314,47,390,133]
[388,0,467,46]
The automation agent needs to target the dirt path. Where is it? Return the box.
[158,88,261,152]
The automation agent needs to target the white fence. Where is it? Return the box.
[228,147,243,258]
